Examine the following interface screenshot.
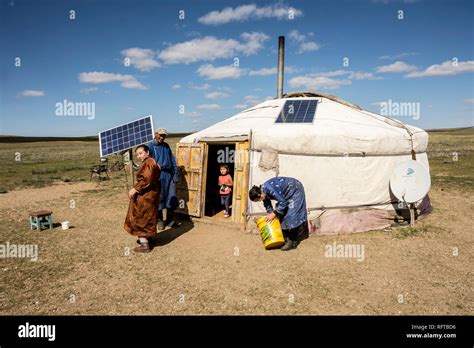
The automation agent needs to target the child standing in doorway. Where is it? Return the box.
[218,164,233,217]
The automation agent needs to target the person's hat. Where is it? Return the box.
[155,128,168,135]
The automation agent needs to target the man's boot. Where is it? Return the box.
[281,239,297,251]
[298,223,309,241]
[281,229,298,251]
[166,209,176,228]
[133,242,151,253]
[157,210,165,231]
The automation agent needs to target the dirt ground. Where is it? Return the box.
[0,178,472,315]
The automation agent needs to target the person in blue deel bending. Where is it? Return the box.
[249,177,309,251]
[148,128,179,230]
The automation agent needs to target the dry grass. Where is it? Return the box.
[427,127,474,188]
[0,136,182,192]
[0,129,472,315]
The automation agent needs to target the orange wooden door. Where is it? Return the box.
[175,143,207,217]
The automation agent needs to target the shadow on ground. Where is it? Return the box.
[150,218,194,247]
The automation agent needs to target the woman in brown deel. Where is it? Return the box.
[124,144,161,253]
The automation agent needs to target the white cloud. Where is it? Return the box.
[285,66,300,74]
[288,30,320,54]
[464,98,474,105]
[319,70,382,80]
[18,90,44,97]
[78,71,147,90]
[121,47,161,72]
[244,95,261,103]
[298,41,320,53]
[198,3,302,25]
[120,79,147,89]
[234,103,249,109]
[405,60,474,78]
[288,70,381,90]
[379,52,419,60]
[239,32,270,54]
[205,91,230,99]
[248,66,299,76]
[249,67,276,76]
[197,64,244,80]
[171,84,182,89]
[197,103,221,110]
[189,83,211,90]
[159,36,239,64]
[350,72,383,80]
[376,61,417,73]
[186,111,202,117]
[233,95,267,109]
[316,70,351,77]
[158,32,269,64]
[288,29,306,43]
[80,87,98,94]
[288,75,352,90]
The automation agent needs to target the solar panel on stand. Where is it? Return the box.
[275,100,318,123]
[98,115,154,157]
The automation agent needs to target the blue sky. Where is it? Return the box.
[1,0,473,136]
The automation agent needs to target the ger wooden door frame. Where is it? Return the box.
[176,140,250,225]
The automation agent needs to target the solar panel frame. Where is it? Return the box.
[98,115,154,157]
[275,99,318,124]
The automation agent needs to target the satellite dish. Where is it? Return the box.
[390,160,431,204]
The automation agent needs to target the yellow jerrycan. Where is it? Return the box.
[256,216,285,249]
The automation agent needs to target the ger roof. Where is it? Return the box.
[179,92,428,155]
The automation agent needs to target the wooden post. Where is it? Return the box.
[410,148,417,225]
[241,130,252,232]
[130,149,135,186]
[122,149,134,190]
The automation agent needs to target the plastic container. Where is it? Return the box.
[256,216,285,249]
[61,221,69,230]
